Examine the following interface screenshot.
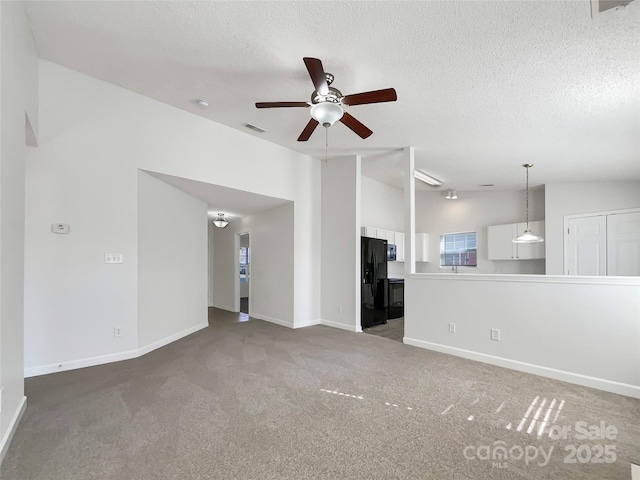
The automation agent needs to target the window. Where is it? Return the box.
[440,232,477,267]
[239,247,250,282]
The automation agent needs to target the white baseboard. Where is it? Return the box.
[403,337,640,399]
[293,318,321,329]
[0,395,27,465]
[320,319,362,332]
[25,322,209,378]
[212,303,237,313]
[250,312,294,329]
[24,348,140,378]
[137,322,208,357]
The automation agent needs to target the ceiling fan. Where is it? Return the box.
[255,57,397,141]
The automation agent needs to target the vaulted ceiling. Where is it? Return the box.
[24,0,640,192]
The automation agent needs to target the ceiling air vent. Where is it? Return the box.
[243,123,266,133]
[591,0,634,16]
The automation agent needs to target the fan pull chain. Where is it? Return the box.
[525,165,530,227]
[325,126,328,163]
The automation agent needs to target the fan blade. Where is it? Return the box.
[297,118,319,142]
[340,112,373,139]
[303,57,329,95]
[342,88,397,106]
[256,102,308,108]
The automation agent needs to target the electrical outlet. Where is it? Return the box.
[114,326,122,337]
[491,328,501,341]
[449,323,456,333]
[105,253,123,264]
[338,306,342,313]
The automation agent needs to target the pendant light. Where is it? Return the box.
[513,164,544,243]
[212,213,229,228]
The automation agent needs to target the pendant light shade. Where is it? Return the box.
[513,227,544,243]
[513,164,544,243]
[212,213,229,228]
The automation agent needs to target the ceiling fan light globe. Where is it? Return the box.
[310,103,343,127]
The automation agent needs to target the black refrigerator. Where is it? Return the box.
[361,236,388,329]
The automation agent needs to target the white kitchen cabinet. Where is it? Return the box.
[376,229,393,242]
[361,226,376,238]
[415,233,429,262]
[487,224,514,260]
[394,232,405,262]
[361,226,395,243]
[487,221,545,260]
[361,226,428,262]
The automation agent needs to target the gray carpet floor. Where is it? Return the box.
[2,308,639,479]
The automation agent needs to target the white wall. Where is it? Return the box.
[545,182,640,275]
[211,221,237,312]
[415,188,545,274]
[138,171,208,349]
[0,1,38,461]
[361,175,404,231]
[24,61,320,374]
[208,220,215,307]
[248,204,294,325]
[211,203,295,327]
[321,156,361,332]
[360,175,405,278]
[405,274,640,398]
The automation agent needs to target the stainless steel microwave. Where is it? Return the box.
[386,244,397,261]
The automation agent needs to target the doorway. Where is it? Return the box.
[239,233,250,314]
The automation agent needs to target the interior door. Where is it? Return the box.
[607,211,640,276]
[567,216,607,275]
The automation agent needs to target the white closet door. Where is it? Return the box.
[567,216,607,275]
[607,211,640,276]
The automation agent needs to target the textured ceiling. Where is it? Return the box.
[24,0,640,192]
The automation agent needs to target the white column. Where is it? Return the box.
[320,155,362,332]
[403,147,416,275]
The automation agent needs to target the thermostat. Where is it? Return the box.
[51,224,70,234]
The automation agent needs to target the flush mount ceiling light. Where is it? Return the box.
[414,169,442,186]
[212,213,229,228]
[513,164,544,244]
[445,189,458,200]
